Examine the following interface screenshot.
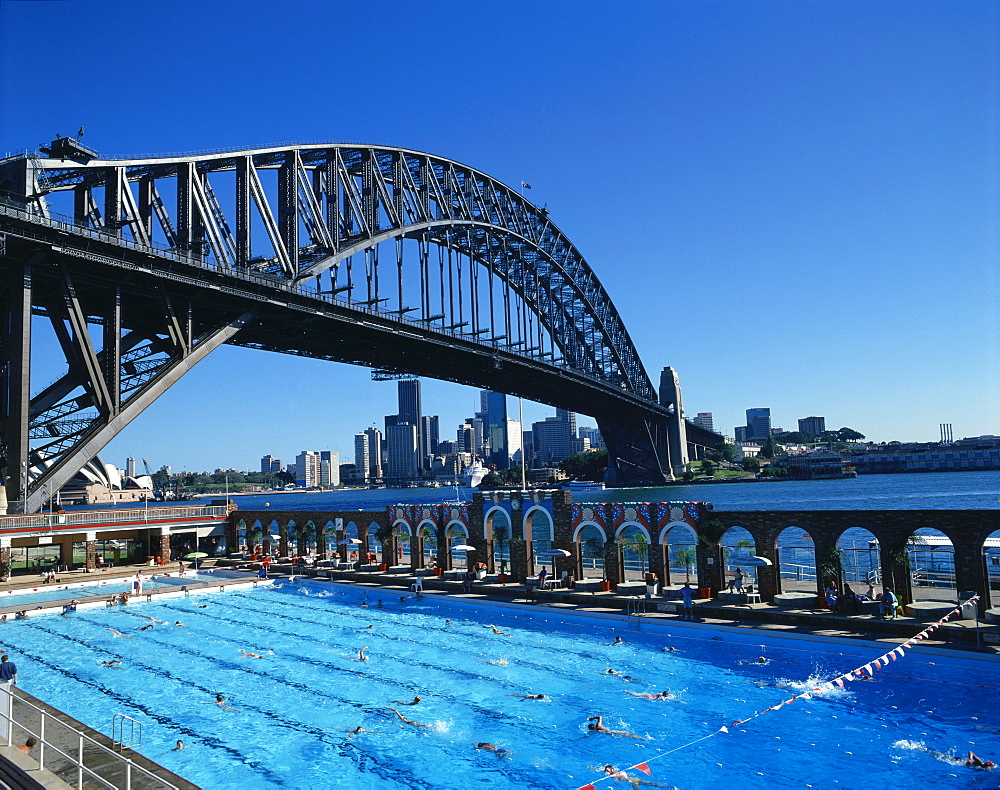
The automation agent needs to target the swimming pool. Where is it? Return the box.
[1,578,997,790]
[0,573,190,609]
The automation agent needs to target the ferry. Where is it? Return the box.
[462,459,488,488]
[563,480,605,491]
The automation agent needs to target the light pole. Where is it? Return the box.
[20,461,27,514]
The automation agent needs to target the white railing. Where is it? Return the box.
[0,504,227,533]
[0,686,182,790]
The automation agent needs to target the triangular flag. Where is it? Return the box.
[800,693,812,700]
[873,660,882,670]
[579,785,596,790]
[863,664,874,675]
[634,763,652,776]
[718,726,730,733]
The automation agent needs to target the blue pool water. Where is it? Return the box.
[0,575,188,609]
[1,578,998,790]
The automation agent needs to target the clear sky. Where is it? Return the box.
[1,0,997,472]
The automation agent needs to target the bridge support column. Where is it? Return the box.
[0,260,32,512]
[598,415,670,487]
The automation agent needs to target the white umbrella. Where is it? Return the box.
[536,549,571,557]
[450,544,476,551]
[740,556,773,566]
[338,538,363,545]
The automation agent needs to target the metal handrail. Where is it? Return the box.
[0,687,180,790]
[0,504,227,532]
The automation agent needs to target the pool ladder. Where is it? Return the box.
[112,713,142,752]
[626,599,645,629]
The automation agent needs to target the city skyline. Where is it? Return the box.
[2,1,996,471]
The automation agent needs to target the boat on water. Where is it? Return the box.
[462,459,488,488]
[563,480,605,491]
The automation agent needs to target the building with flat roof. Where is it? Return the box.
[798,416,826,437]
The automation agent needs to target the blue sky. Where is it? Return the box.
[1,0,997,472]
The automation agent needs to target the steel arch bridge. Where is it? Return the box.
[0,137,720,512]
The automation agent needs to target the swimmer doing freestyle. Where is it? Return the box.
[586,716,643,739]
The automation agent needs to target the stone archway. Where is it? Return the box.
[775,526,815,595]
[721,525,756,590]
[616,522,651,582]
[574,521,607,581]
[485,507,511,574]
[662,523,697,587]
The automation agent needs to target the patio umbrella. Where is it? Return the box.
[183,551,208,569]
[740,556,773,566]
[450,544,476,552]
[338,538,363,562]
[536,548,572,579]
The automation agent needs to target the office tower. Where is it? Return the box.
[746,408,771,442]
[457,423,475,453]
[522,430,535,467]
[126,458,136,478]
[354,434,370,483]
[734,426,748,443]
[386,423,419,481]
[484,391,509,468]
[578,426,604,450]
[570,437,591,455]
[260,454,282,474]
[363,428,383,480]
[420,415,439,461]
[295,451,321,487]
[693,413,715,432]
[798,416,826,437]
[532,416,573,465]
[319,451,340,487]
[398,379,424,469]
[506,420,522,467]
[556,408,577,440]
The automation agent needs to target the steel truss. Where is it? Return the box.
[0,142,715,509]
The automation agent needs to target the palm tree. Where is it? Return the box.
[620,534,650,577]
[675,547,696,583]
[374,523,395,566]
[492,524,510,574]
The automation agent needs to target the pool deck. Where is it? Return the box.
[238,561,1000,656]
[0,561,996,658]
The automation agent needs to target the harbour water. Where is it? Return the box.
[189,469,1000,513]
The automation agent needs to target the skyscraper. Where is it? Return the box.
[484,391,509,468]
[126,457,136,478]
[354,433,370,483]
[556,408,577,440]
[746,408,771,442]
[532,415,573,465]
[693,413,715,432]
[295,450,321,487]
[363,427,383,480]
[260,455,282,474]
[398,379,424,469]
[798,416,826,437]
[386,423,419,481]
[320,450,340,487]
[420,415,439,463]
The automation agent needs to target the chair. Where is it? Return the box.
[744,586,762,605]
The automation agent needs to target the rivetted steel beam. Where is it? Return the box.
[22,311,254,514]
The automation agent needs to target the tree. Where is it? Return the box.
[620,533,650,575]
[837,427,866,443]
[492,524,510,574]
[675,547,696,583]
[741,457,760,472]
[759,436,784,459]
[701,459,716,478]
[560,450,609,482]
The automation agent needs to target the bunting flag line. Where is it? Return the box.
[574,594,980,790]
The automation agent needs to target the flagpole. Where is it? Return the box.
[519,397,526,491]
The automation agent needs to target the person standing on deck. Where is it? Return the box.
[0,655,18,686]
[680,583,695,621]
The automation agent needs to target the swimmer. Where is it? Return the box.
[966,752,996,769]
[738,656,769,665]
[16,737,37,755]
[197,605,208,608]
[627,690,674,700]
[603,764,677,788]
[392,696,422,705]
[510,693,547,700]
[357,646,369,661]
[445,619,452,626]
[608,636,625,645]
[105,628,131,638]
[173,621,187,627]
[476,742,514,757]
[586,715,643,739]
[599,668,636,681]
[385,707,427,727]
[136,624,155,631]
[212,694,227,706]
[100,659,122,668]
[348,726,382,738]
[662,646,678,652]
[490,626,510,635]
[140,615,167,624]
[171,740,191,751]
[239,649,264,659]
